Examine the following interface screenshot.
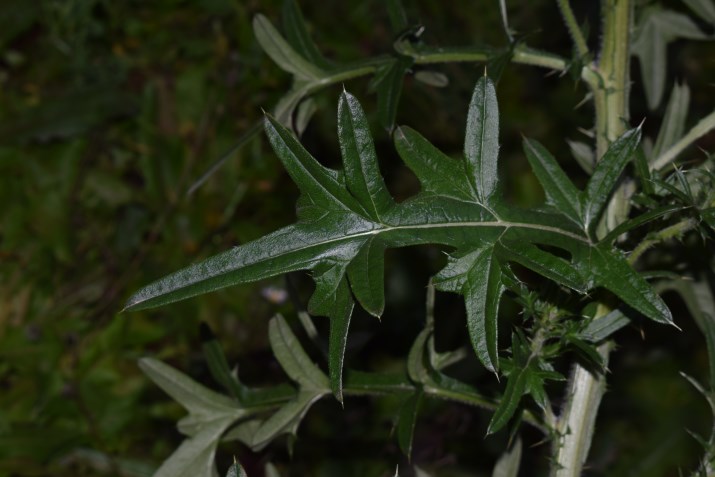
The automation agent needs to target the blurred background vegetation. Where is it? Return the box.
[0,0,712,476]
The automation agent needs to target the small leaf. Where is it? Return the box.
[414,70,449,88]
[522,137,583,225]
[269,315,329,391]
[492,437,522,477]
[294,97,317,137]
[464,74,500,203]
[487,368,528,435]
[253,14,325,81]
[579,309,630,342]
[584,127,642,232]
[397,391,423,459]
[226,458,248,477]
[567,139,595,175]
[281,0,331,69]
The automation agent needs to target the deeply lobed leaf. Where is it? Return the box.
[127,76,674,397]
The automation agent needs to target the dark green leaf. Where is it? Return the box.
[338,90,395,221]
[386,0,409,32]
[394,126,476,201]
[487,368,528,435]
[522,137,583,226]
[435,246,503,373]
[465,74,500,204]
[374,56,413,132]
[601,203,684,244]
[282,0,331,69]
[497,240,586,293]
[584,127,642,232]
[325,279,354,402]
[200,322,246,403]
[397,391,423,459]
[347,236,386,316]
[588,246,673,325]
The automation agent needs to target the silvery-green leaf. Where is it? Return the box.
[567,140,595,175]
[579,309,630,342]
[153,419,230,477]
[253,14,325,81]
[632,7,708,109]
[492,437,522,477]
[265,463,281,477]
[251,390,324,449]
[415,70,449,88]
[138,358,244,432]
[652,82,690,161]
[269,315,329,391]
[225,459,248,477]
[683,0,715,24]
[294,97,317,137]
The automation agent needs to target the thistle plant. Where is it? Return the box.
[125,1,715,476]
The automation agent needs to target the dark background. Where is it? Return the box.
[0,0,713,476]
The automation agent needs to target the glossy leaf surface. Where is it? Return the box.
[127,76,673,394]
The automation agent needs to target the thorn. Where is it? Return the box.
[483,66,488,77]
[341,83,347,93]
[260,106,267,115]
[636,117,646,129]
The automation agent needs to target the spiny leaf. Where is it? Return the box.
[434,245,503,373]
[394,126,475,201]
[464,74,500,203]
[587,246,673,325]
[338,90,395,221]
[397,390,423,459]
[127,80,673,389]
[487,368,528,435]
[584,127,642,233]
[523,137,583,226]
[226,458,248,477]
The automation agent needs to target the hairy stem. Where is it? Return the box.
[552,1,634,476]
[556,0,589,59]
